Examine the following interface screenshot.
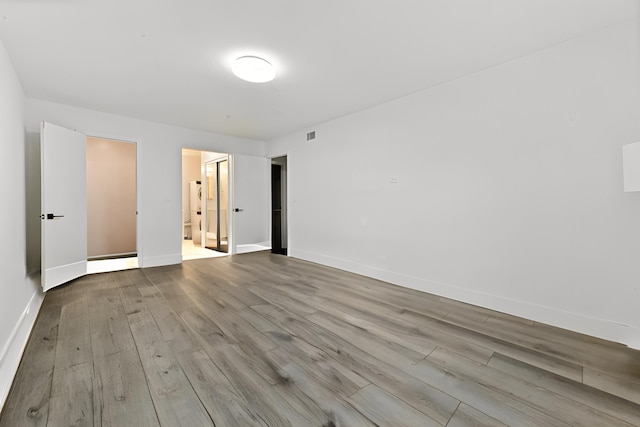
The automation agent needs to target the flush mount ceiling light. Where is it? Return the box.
[232,56,275,83]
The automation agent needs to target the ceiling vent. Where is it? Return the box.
[306,131,316,141]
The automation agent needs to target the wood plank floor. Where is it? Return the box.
[2,251,640,426]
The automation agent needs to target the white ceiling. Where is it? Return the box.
[0,0,637,141]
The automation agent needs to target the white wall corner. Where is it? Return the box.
[0,278,44,411]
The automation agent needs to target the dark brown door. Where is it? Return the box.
[271,164,285,255]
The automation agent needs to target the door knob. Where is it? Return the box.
[234,208,244,212]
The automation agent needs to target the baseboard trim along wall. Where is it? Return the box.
[237,243,271,254]
[0,275,44,411]
[291,248,640,350]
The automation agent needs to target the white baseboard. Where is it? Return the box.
[237,244,271,254]
[141,253,182,268]
[42,260,86,292]
[292,248,640,349]
[0,274,44,411]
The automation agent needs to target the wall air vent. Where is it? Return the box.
[306,131,316,141]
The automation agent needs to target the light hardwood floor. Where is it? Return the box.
[1,251,639,426]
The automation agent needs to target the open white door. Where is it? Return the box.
[231,154,270,253]
[41,122,87,291]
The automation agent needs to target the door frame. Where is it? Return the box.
[181,149,235,258]
[86,132,143,267]
[228,154,236,255]
[269,153,289,255]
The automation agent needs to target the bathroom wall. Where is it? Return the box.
[86,137,137,258]
[181,149,201,235]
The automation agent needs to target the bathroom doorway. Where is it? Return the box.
[182,148,229,260]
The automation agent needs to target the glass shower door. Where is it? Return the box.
[205,159,228,253]
[218,160,229,252]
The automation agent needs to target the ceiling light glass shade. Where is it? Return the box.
[232,56,276,83]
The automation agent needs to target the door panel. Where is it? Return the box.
[232,154,270,252]
[219,159,229,252]
[271,164,283,254]
[205,162,216,249]
[204,159,230,253]
[41,122,87,291]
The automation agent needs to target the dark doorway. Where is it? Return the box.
[271,157,287,255]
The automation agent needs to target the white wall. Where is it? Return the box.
[0,41,44,410]
[268,21,640,347]
[27,99,267,267]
